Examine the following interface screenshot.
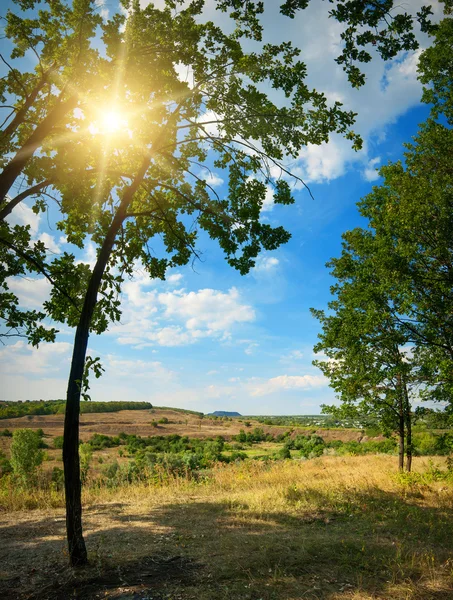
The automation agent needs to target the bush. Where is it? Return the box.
[0,450,12,477]
[296,435,325,458]
[279,446,291,459]
[51,467,64,491]
[10,429,43,486]
[79,443,92,484]
[413,432,453,456]
[53,436,64,449]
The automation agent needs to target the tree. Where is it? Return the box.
[312,10,453,471]
[354,13,453,403]
[311,230,418,472]
[10,428,43,486]
[355,121,453,405]
[0,0,434,566]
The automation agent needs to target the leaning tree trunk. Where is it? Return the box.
[63,157,149,566]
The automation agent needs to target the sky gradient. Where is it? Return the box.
[1,0,440,414]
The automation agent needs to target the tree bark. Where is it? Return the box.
[398,389,405,472]
[402,376,412,472]
[63,156,150,566]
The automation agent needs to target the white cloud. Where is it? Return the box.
[167,273,183,284]
[0,340,72,375]
[159,287,255,334]
[261,186,275,212]
[253,255,279,273]
[104,355,174,381]
[363,156,381,182]
[6,202,40,236]
[251,2,439,185]
[243,342,259,355]
[280,349,304,362]
[174,62,195,89]
[109,284,255,347]
[6,276,51,309]
[202,172,224,188]
[37,232,61,254]
[250,374,327,397]
[77,241,97,268]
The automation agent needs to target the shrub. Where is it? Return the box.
[53,436,64,449]
[0,450,12,477]
[10,429,43,486]
[51,467,65,491]
[296,435,325,459]
[79,443,92,484]
[279,446,291,459]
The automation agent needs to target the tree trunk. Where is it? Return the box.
[402,377,412,473]
[62,157,149,566]
[398,392,405,472]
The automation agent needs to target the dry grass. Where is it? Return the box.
[0,455,452,599]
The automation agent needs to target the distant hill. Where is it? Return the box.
[208,411,241,417]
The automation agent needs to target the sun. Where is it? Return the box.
[101,110,125,134]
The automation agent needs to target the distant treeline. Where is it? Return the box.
[0,400,152,420]
[248,410,452,431]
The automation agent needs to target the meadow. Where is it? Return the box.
[0,407,452,599]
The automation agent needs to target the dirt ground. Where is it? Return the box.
[0,504,198,599]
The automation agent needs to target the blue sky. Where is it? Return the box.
[0,1,440,414]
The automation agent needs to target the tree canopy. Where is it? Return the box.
[312,9,453,470]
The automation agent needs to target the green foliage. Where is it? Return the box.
[331,439,397,456]
[232,427,273,444]
[0,400,152,420]
[53,436,64,449]
[311,14,453,467]
[412,432,453,456]
[51,466,64,491]
[79,443,92,484]
[296,435,325,459]
[10,429,43,486]
[85,433,121,451]
[279,445,291,459]
[0,450,12,477]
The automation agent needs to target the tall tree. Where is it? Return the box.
[356,12,453,402]
[0,0,434,566]
[311,229,418,471]
[312,9,453,470]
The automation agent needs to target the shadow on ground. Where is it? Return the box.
[0,486,452,599]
